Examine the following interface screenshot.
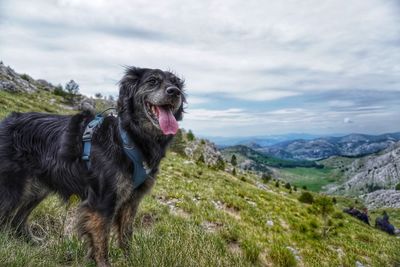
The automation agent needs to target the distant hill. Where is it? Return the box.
[221,145,319,173]
[206,133,327,148]
[258,133,400,161]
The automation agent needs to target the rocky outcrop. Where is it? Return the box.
[184,137,222,166]
[361,190,400,209]
[329,142,400,196]
[0,61,56,93]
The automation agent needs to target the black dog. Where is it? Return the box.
[0,67,185,266]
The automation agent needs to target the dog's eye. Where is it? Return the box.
[148,78,159,86]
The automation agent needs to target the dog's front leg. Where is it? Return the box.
[78,203,114,267]
[115,198,140,255]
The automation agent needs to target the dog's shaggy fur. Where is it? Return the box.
[0,67,185,266]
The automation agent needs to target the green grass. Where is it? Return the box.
[1,154,399,266]
[0,90,73,119]
[277,167,343,192]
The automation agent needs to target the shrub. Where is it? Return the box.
[187,130,195,141]
[285,182,291,190]
[298,192,314,204]
[396,183,400,191]
[302,185,308,190]
[215,156,225,170]
[293,186,297,192]
[232,168,237,176]
[314,196,334,237]
[332,197,337,204]
[262,173,272,183]
[275,181,280,188]
[230,154,237,166]
[196,154,205,165]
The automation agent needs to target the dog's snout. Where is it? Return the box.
[166,86,181,97]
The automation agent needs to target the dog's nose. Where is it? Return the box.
[166,86,181,97]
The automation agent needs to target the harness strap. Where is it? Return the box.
[81,114,149,189]
[82,115,104,168]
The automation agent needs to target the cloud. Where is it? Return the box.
[1,0,399,136]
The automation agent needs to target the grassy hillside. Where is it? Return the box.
[276,167,343,192]
[0,154,399,266]
[0,90,73,119]
[0,90,399,266]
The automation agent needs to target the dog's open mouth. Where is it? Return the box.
[145,102,179,135]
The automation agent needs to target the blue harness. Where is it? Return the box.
[82,114,149,189]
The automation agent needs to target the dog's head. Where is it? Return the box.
[118,67,186,136]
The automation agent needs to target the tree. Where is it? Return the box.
[314,196,334,237]
[169,129,186,156]
[302,185,308,190]
[232,168,237,176]
[285,182,291,190]
[298,192,314,204]
[215,156,225,171]
[95,92,103,99]
[262,173,272,183]
[187,130,195,141]
[395,183,400,191]
[65,80,80,104]
[275,181,280,188]
[293,185,297,192]
[196,154,205,165]
[231,154,237,166]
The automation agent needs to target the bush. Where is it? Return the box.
[262,173,272,183]
[293,186,297,192]
[298,192,314,204]
[285,182,291,190]
[215,156,225,170]
[332,197,337,204]
[196,154,205,165]
[396,183,400,191]
[232,168,236,176]
[302,185,308,190]
[187,130,195,141]
[230,154,237,166]
[275,181,280,188]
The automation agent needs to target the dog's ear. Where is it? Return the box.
[117,67,147,113]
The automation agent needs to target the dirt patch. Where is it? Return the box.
[212,200,241,220]
[228,241,242,255]
[201,221,223,233]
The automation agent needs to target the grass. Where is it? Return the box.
[0,90,73,119]
[1,154,399,266]
[277,167,343,192]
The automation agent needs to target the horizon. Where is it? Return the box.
[1,0,399,137]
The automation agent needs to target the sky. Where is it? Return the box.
[1,0,399,137]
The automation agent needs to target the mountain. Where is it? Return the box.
[328,142,400,196]
[221,145,319,173]
[258,133,400,161]
[206,133,328,148]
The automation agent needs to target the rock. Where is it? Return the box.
[361,190,400,209]
[266,220,274,227]
[355,261,366,267]
[0,61,60,93]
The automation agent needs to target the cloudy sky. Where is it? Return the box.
[1,0,399,137]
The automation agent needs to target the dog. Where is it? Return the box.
[0,67,185,266]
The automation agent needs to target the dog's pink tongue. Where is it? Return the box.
[156,106,179,135]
